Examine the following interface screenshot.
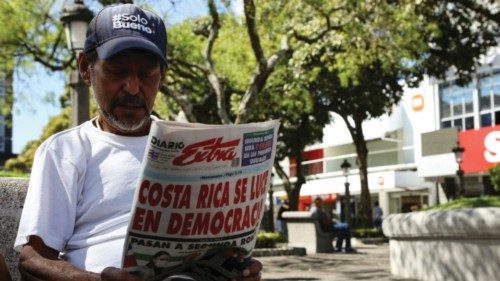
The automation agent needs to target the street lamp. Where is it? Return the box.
[452,143,465,198]
[60,0,93,126]
[268,172,275,231]
[340,159,352,226]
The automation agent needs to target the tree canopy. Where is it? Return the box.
[2,1,499,222]
[286,0,499,224]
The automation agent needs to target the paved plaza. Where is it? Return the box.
[259,241,419,281]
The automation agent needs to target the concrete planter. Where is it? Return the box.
[382,208,500,281]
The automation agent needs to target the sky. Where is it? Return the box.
[11,0,242,154]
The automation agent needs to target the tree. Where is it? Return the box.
[0,0,73,134]
[0,1,75,71]
[416,0,499,86]
[161,0,348,210]
[252,66,331,210]
[289,0,499,226]
[161,0,291,125]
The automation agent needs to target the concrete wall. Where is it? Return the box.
[0,178,28,281]
[382,208,500,281]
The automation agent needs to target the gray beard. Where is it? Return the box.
[100,109,150,133]
[93,92,150,133]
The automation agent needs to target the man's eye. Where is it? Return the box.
[107,69,127,76]
[139,71,157,79]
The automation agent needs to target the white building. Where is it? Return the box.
[272,48,500,225]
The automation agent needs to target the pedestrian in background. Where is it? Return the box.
[372,201,383,229]
[276,200,290,236]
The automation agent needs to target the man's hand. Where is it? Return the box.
[101,259,262,281]
[234,258,262,281]
[101,267,142,281]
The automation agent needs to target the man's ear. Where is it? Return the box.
[158,66,167,90]
[77,52,92,86]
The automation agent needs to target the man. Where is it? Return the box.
[310,197,356,253]
[372,201,383,229]
[14,4,261,280]
[276,200,289,236]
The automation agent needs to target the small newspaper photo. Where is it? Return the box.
[122,119,280,281]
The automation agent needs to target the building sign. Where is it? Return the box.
[378,176,384,186]
[411,94,424,112]
[289,148,324,177]
[459,125,500,173]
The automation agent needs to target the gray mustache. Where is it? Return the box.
[111,94,146,109]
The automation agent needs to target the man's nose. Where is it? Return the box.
[124,72,140,95]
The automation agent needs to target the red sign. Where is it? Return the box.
[459,125,500,173]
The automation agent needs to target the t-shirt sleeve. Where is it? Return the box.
[14,143,81,253]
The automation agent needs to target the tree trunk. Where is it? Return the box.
[274,161,301,211]
[342,115,373,228]
[274,162,295,209]
[273,115,310,211]
[353,121,372,228]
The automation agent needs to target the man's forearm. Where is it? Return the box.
[18,236,100,281]
[19,244,100,281]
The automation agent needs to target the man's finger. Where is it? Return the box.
[101,267,142,281]
[239,258,263,280]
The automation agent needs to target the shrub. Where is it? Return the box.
[255,231,286,248]
[353,228,384,238]
[488,164,500,192]
[0,169,29,178]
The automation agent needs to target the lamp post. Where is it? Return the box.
[452,143,465,198]
[60,0,93,126]
[340,159,352,226]
[268,172,275,232]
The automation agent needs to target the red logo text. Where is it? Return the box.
[173,138,240,166]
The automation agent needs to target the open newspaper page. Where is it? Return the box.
[122,120,280,280]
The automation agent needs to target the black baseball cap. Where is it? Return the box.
[84,4,167,64]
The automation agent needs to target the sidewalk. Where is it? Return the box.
[258,240,419,281]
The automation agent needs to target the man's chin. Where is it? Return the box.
[117,118,149,132]
[103,112,150,133]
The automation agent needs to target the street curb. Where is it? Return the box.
[253,247,306,257]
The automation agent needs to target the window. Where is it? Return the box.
[440,82,474,131]
[465,116,474,130]
[481,113,492,126]
[479,72,500,126]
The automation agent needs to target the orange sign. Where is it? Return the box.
[411,94,424,112]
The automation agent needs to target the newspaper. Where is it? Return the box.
[122,119,280,280]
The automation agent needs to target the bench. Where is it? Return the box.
[282,211,335,254]
[0,178,28,281]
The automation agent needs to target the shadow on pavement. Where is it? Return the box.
[263,279,319,281]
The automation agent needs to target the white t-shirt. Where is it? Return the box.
[15,119,149,272]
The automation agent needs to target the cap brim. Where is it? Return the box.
[96,36,167,64]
